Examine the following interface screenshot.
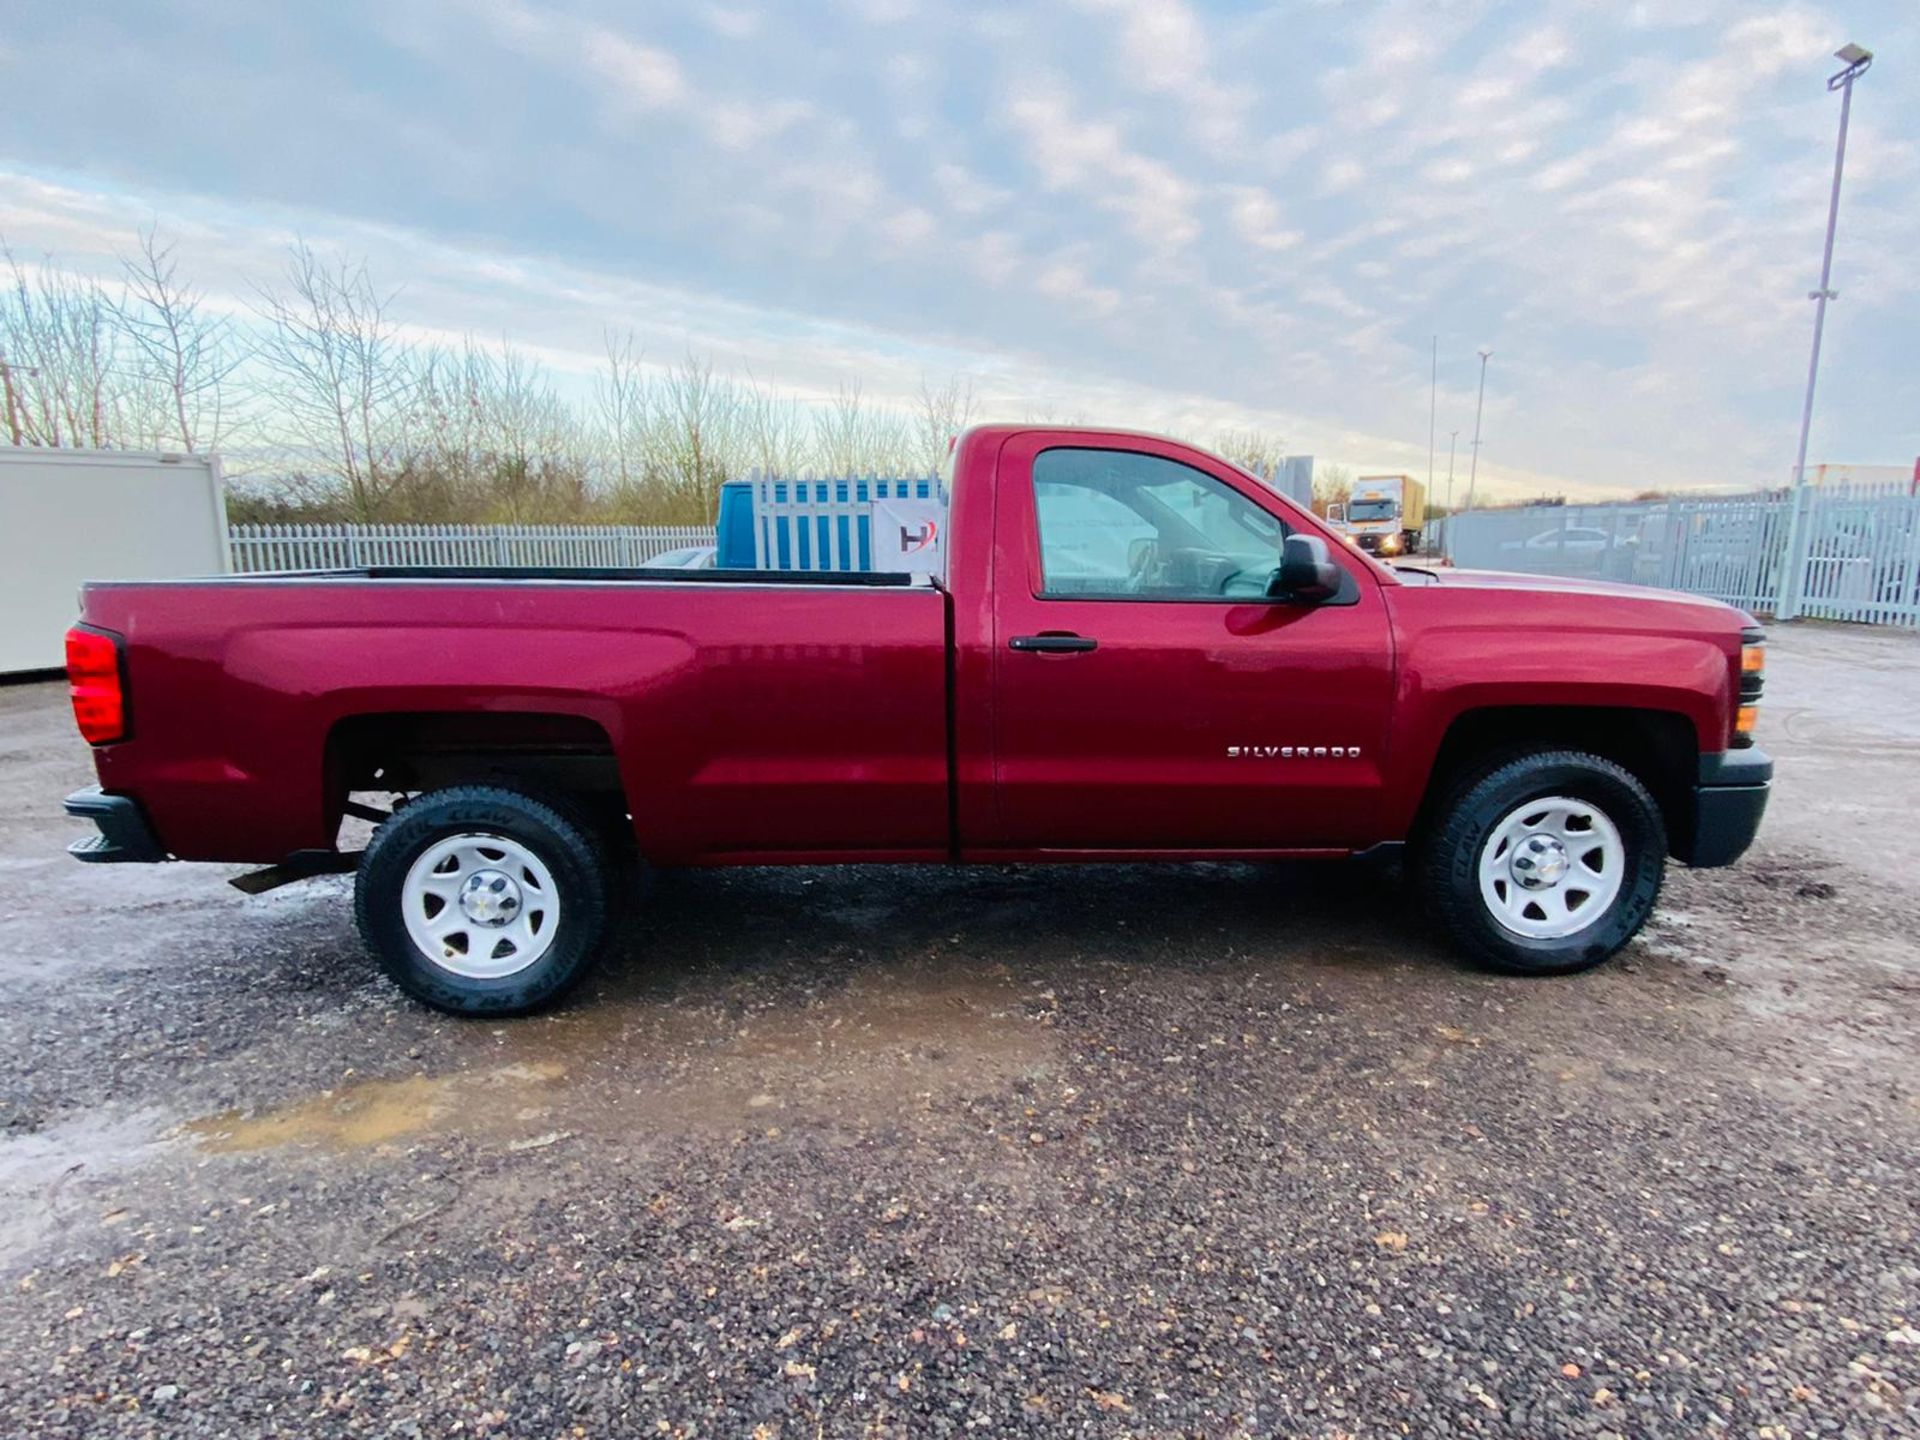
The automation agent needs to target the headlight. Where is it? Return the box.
[1380,534,1401,554]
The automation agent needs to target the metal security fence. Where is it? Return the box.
[1430,480,1920,628]
[1785,483,1920,625]
[747,475,945,572]
[229,523,715,572]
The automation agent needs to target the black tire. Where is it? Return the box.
[1418,750,1665,976]
[355,785,613,1016]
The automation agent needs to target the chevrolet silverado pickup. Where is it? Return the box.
[62,425,1772,1015]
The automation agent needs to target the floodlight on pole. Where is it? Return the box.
[1442,429,1459,561]
[1427,335,1437,503]
[1778,41,1872,620]
[1462,348,1492,520]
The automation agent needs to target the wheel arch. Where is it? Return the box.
[1411,705,1698,858]
[324,709,631,845]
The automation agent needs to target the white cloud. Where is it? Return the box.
[582,29,686,112]
[1003,80,1199,251]
[1320,160,1365,194]
[932,161,1010,217]
[706,98,813,151]
[962,231,1022,287]
[1067,0,1249,144]
[1224,187,1302,252]
[880,206,937,251]
[700,4,759,39]
[1422,157,1475,185]
[837,0,918,22]
[1034,258,1125,318]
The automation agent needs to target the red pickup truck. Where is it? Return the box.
[63,425,1771,1015]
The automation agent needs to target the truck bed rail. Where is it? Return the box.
[89,566,926,588]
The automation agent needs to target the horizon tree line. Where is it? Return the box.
[1,228,1297,527]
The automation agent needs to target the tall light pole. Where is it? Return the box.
[1462,347,1493,518]
[1427,334,1437,502]
[1442,428,1459,561]
[1779,41,1873,620]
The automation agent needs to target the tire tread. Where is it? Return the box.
[1418,749,1665,977]
[355,784,613,1016]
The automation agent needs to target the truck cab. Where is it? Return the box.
[1340,474,1427,557]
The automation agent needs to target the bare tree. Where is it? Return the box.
[1312,462,1352,517]
[251,243,412,520]
[594,329,650,493]
[1210,428,1288,479]
[812,382,918,477]
[740,376,807,478]
[1018,400,1085,426]
[915,374,975,476]
[645,353,741,523]
[0,353,27,446]
[812,382,870,478]
[403,339,594,522]
[115,226,241,452]
[0,242,146,449]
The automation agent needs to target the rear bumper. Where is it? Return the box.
[1676,748,1771,868]
[65,786,169,864]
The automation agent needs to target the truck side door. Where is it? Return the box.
[983,433,1397,854]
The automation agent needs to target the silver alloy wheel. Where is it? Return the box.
[1476,795,1625,940]
[401,832,561,979]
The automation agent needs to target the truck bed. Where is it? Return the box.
[78,571,952,865]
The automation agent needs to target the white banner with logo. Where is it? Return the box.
[870,498,946,577]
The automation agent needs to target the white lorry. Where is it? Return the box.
[1339,474,1427,557]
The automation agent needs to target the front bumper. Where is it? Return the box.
[1676,748,1771,868]
[65,786,169,863]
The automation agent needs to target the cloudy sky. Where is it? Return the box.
[2,0,1915,498]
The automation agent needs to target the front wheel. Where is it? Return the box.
[1419,751,1666,976]
[355,785,614,1016]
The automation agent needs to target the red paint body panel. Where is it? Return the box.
[979,429,1396,850]
[73,425,1755,867]
[82,580,949,864]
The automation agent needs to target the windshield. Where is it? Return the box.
[1348,499,1397,520]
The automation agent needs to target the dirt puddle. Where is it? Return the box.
[186,1062,567,1153]
[184,965,1057,1156]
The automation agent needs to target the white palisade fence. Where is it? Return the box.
[229,523,714,572]
[1431,479,1920,629]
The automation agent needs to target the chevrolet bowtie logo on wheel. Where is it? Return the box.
[1225,745,1362,759]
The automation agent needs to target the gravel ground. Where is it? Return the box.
[1,622,1917,1438]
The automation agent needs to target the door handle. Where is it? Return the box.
[1009,633,1098,653]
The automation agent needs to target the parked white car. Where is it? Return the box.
[644,544,717,569]
[1501,525,1616,555]
[1499,526,1636,578]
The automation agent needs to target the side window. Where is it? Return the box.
[1032,448,1287,600]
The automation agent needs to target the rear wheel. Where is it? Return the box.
[355,785,613,1016]
[1419,750,1665,976]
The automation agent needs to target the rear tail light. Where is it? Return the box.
[1733,627,1764,748]
[66,626,127,745]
